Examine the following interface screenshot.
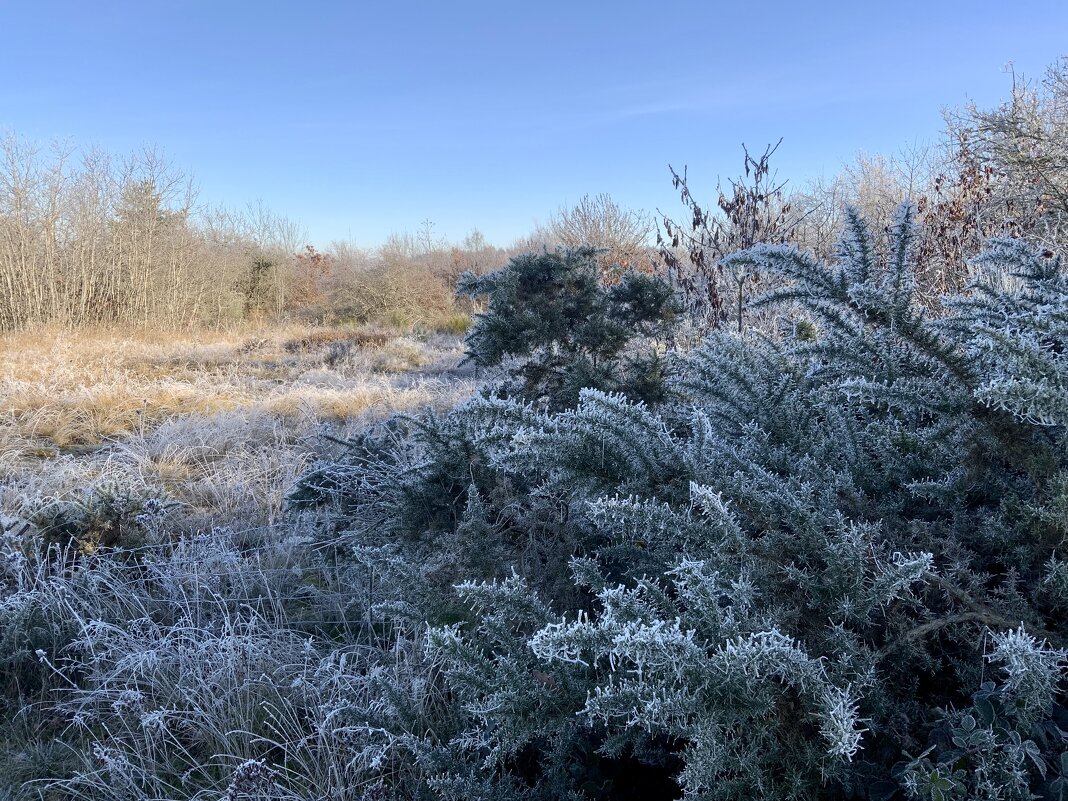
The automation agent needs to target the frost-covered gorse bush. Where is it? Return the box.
[457,247,678,409]
[291,204,1068,799]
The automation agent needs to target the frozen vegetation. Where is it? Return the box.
[0,56,1066,801]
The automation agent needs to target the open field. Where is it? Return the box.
[0,324,476,541]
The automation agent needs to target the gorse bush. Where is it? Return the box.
[458,247,678,409]
[29,485,174,553]
[289,204,1068,799]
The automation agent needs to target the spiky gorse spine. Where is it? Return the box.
[285,204,1068,799]
[945,238,1068,428]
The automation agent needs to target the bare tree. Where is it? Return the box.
[545,193,654,279]
[0,134,307,330]
[945,58,1068,251]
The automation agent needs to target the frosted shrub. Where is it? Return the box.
[291,205,1068,799]
[458,247,677,409]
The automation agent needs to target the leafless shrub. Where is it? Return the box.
[658,141,802,332]
[544,193,655,280]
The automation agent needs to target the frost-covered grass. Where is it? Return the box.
[0,324,475,535]
[0,324,476,799]
[0,324,467,448]
[6,216,1068,800]
[0,527,442,801]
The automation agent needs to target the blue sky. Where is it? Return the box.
[1,1,1065,247]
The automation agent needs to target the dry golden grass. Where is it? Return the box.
[0,323,475,533]
[0,323,462,447]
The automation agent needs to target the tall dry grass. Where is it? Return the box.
[0,323,475,536]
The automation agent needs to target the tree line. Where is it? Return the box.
[2,58,1065,333]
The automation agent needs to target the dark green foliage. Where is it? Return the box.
[29,485,173,553]
[458,248,678,408]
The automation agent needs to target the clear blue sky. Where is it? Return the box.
[1,1,1065,248]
